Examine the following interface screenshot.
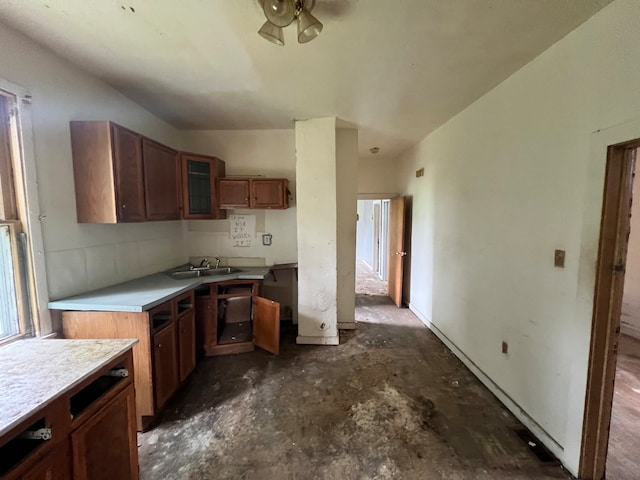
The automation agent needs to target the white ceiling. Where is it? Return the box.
[0,0,613,158]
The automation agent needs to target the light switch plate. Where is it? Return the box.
[262,234,272,246]
[554,249,566,268]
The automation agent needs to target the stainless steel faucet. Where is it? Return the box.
[214,257,221,268]
[199,257,211,268]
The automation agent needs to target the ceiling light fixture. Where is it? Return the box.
[258,0,323,46]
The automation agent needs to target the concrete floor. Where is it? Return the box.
[138,266,572,480]
[606,334,640,480]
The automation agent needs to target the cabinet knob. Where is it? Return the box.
[157,343,162,348]
[122,204,127,209]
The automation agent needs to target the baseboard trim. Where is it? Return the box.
[408,303,565,464]
[296,335,340,345]
[337,322,356,330]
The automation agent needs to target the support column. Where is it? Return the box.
[295,118,357,344]
[336,128,358,330]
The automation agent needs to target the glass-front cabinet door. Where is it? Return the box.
[180,153,226,219]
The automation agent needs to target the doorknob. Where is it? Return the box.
[395,251,407,256]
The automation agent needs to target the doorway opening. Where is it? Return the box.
[356,199,389,297]
[581,142,640,479]
[355,196,407,306]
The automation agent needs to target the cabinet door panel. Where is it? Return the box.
[251,179,287,209]
[70,387,138,480]
[178,312,196,382]
[153,325,178,410]
[218,179,250,208]
[253,296,280,355]
[142,139,180,221]
[111,124,145,222]
[181,155,226,219]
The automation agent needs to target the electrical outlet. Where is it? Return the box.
[554,249,565,268]
[416,168,424,177]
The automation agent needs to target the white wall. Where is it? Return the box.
[621,163,640,340]
[180,130,297,266]
[358,156,399,198]
[0,23,186,308]
[395,0,640,475]
[356,200,375,267]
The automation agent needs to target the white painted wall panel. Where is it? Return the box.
[181,130,297,265]
[396,0,640,474]
[0,23,186,305]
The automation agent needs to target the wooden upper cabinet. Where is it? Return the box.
[142,139,180,221]
[70,121,140,223]
[70,121,181,223]
[218,178,250,208]
[251,179,288,209]
[218,178,289,210]
[111,124,146,222]
[180,153,226,219]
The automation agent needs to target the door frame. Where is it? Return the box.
[373,201,381,273]
[580,140,639,479]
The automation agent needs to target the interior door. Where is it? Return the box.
[388,196,406,307]
[253,296,280,355]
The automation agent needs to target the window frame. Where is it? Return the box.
[0,81,51,337]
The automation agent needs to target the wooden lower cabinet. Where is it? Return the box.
[70,387,138,480]
[0,350,137,480]
[152,324,178,411]
[62,290,196,430]
[195,280,280,356]
[11,443,70,480]
[178,311,196,382]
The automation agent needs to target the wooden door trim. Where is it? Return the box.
[580,142,638,479]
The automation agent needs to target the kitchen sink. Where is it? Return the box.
[201,267,243,276]
[168,267,243,279]
[170,270,202,279]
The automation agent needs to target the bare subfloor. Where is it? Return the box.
[606,334,640,480]
[139,297,572,480]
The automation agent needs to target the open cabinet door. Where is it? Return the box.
[388,196,406,307]
[253,296,280,355]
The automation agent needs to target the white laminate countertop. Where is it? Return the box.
[47,267,271,313]
[0,338,137,437]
